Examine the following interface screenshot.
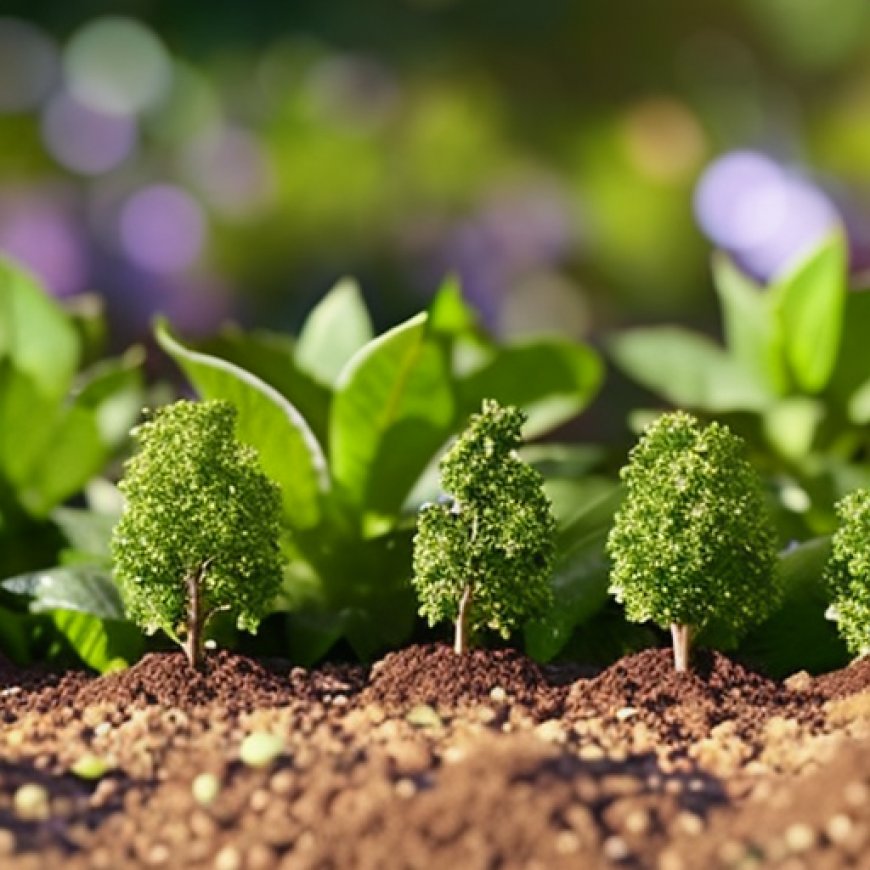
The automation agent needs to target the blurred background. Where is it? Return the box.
[1,0,869,345]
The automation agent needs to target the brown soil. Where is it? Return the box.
[1,642,869,868]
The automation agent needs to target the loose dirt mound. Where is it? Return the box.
[1,646,869,868]
[813,655,870,700]
[360,643,561,718]
[564,648,824,746]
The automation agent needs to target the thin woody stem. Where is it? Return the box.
[454,583,473,655]
[181,559,213,670]
[670,623,691,673]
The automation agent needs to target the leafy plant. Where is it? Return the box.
[412,400,556,654]
[824,488,870,657]
[606,410,781,672]
[111,400,283,669]
[0,257,143,577]
[155,277,603,661]
[609,234,870,536]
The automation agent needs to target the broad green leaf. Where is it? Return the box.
[737,538,848,677]
[156,320,328,530]
[197,327,331,446]
[0,365,59,494]
[0,257,80,402]
[713,253,788,395]
[523,486,620,661]
[20,406,105,517]
[330,312,454,520]
[763,397,825,461]
[2,565,125,620]
[53,507,117,563]
[50,610,143,672]
[72,347,145,449]
[773,232,846,393]
[608,327,771,412]
[828,288,870,422]
[296,278,374,387]
[459,339,603,438]
[428,275,478,337]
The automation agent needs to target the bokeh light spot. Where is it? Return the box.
[41,90,137,175]
[64,17,171,115]
[119,184,206,274]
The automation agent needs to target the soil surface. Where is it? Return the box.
[2,643,870,868]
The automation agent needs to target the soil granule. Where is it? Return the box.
[0,643,869,868]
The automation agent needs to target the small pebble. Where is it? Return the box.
[71,754,111,780]
[825,813,853,844]
[405,704,442,729]
[14,783,50,821]
[489,686,507,703]
[784,822,816,853]
[214,845,242,870]
[554,830,579,854]
[602,835,631,862]
[394,778,416,798]
[240,732,284,768]
[615,707,637,721]
[191,773,221,806]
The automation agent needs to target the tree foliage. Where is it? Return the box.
[412,399,556,653]
[111,400,282,667]
[606,411,781,667]
[825,488,870,657]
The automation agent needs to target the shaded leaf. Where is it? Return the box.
[459,338,603,438]
[2,565,125,620]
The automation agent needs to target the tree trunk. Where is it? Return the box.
[181,564,206,670]
[454,584,473,655]
[670,623,691,673]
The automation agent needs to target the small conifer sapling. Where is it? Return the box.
[606,411,781,672]
[412,399,556,655]
[824,488,870,658]
[111,400,283,669]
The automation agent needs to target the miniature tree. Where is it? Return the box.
[606,410,781,672]
[824,488,870,657]
[412,399,556,654]
[111,400,283,669]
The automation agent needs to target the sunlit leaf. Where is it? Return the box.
[156,320,328,529]
[713,252,788,395]
[773,232,847,393]
[296,277,374,387]
[330,312,454,522]
[608,327,771,412]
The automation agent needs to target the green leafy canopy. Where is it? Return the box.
[606,410,781,638]
[825,488,870,657]
[412,399,557,647]
[111,400,283,656]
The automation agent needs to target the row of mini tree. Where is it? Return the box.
[111,398,870,672]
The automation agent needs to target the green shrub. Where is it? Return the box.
[111,400,282,668]
[412,399,556,654]
[825,488,870,657]
[606,410,781,671]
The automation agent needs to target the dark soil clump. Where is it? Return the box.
[360,643,561,718]
[813,655,870,700]
[565,647,825,746]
